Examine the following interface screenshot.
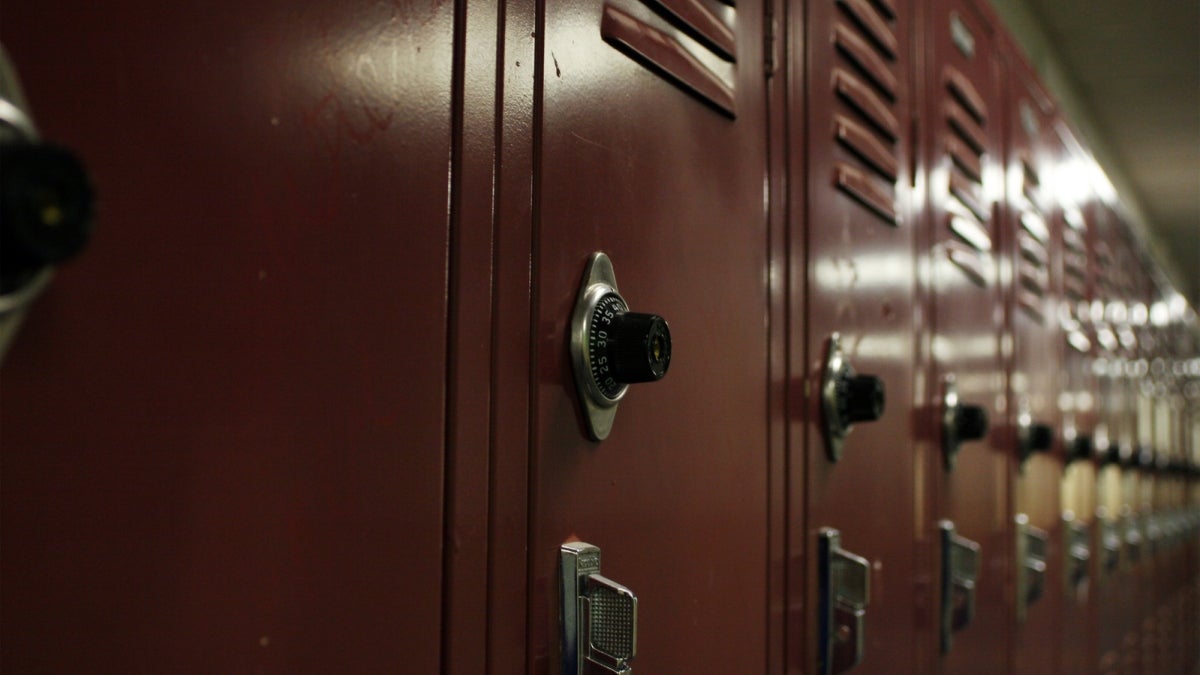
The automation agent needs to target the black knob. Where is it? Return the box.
[955,405,989,442]
[584,292,671,400]
[604,309,671,384]
[1029,423,1053,452]
[1100,445,1122,466]
[1,142,94,293]
[1067,435,1093,463]
[843,374,886,424]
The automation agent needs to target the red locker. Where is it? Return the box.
[1,2,457,671]
[521,1,780,672]
[1001,47,1064,675]
[918,0,1009,671]
[1055,125,1102,675]
[793,0,921,672]
[2,2,1198,674]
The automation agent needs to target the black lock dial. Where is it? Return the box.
[587,292,671,400]
[570,253,672,441]
[1065,434,1093,464]
[1016,411,1054,467]
[1,142,94,294]
[942,378,988,471]
[821,333,886,462]
[954,405,989,441]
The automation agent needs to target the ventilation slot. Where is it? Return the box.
[1020,156,1042,209]
[1062,226,1087,305]
[836,0,898,59]
[941,66,991,286]
[1094,242,1116,307]
[601,1,737,117]
[1014,158,1049,323]
[831,0,901,226]
[1016,230,1049,322]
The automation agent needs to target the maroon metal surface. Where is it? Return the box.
[0,3,454,671]
[1002,52,1064,674]
[1055,124,1101,675]
[1090,206,1131,675]
[920,0,1010,671]
[794,0,921,671]
[525,0,775,672]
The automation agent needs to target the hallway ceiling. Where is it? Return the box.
[1023,0,1200,309]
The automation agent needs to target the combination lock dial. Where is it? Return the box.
[821,333,886,461]
[1015,401,1054,468]
[571,252,671,440]
[942,376,989,471]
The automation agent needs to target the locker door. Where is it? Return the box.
[526,1,774,671]
[1004,63,1064,674]
[794,0,919,672]
[921,0,1008,671]
[1058,186,1100,675]
[0,3,455,672]
[1091,210,1133,674]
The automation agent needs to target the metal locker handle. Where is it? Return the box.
[1015,514,1048,622]
[1099,517,1121,575]
[1123,515,1143,565]
[818,528,871,675]
[560,542,638,675]
[939,520,980,653]
[1062,513,1091,597]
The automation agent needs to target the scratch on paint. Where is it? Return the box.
[552,51,561,78]
[570,131,610,153]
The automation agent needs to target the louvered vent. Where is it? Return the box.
[942,65,991,287]
[601,0,738,117]
[1061,211,1088,311]
[1094,242,1115,307]
[1014,153,1050,322]
[832,0,901,225]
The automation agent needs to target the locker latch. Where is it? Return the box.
[559,541,638,675]
[1123,513,1143,564]
[569,252,672,441]
[1062,512,1090,598]
[942,377,989,471]
[820,333,886,461]
[939,520,980,653]
[818,528,870,675]
[1097,508,1121,575]
[1014,514,1048,622]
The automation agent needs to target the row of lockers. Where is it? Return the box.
[1,0,1198,673]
